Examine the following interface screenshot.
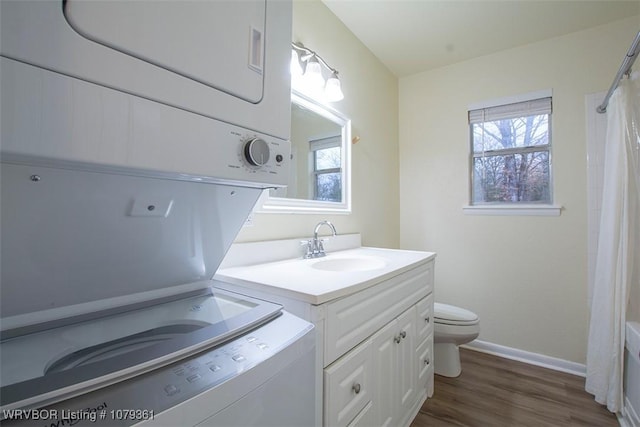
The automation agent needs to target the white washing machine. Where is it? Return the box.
[1,287,315,427]
[0,2,312,425]
[0,165,316,427]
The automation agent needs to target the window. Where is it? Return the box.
[310,136,342,202]
[469,96,552,205]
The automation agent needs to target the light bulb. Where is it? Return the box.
[290,50,303,77]
[324,72,344,102]
[303,56,325,89]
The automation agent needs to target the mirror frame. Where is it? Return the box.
[258,91,351,214]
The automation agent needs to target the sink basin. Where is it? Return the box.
[216,242,436,305]
[311,257,387,272]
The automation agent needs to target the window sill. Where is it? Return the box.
[257,191,351,215]
[462,204,562,216]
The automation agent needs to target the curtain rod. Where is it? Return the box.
[597,31,640,114]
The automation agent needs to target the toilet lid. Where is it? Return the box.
[434,303,479,325]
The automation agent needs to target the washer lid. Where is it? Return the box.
[0,287,284,412]
[0,163,262,322]
[434,303,479,323]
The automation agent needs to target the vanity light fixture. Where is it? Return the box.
[291,42,344,102]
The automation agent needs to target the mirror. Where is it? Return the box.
[261,91,351,213]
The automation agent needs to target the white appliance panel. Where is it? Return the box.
[0,57,290,187]
[0,0,292,140]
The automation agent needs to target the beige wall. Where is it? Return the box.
[399,16,640,364]
[235,0,400,249]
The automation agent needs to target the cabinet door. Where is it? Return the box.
[416,335,434,395]
[416,293,434,344]
[396,306,417,425]
[371,306,418,427]
[371,319,398,427]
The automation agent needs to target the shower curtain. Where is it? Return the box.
[586,73,640,413]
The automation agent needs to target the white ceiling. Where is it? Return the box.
[322,0,640,77]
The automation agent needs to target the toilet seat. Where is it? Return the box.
[434,303,479,326]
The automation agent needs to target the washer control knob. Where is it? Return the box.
[244,138,270,166]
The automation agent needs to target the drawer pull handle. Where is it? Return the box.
[424,357,430,366]
[352,383,361,394]
[425,316,430,324]
[400,331,407,339]
[394,335,401,344]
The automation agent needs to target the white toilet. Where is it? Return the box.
[433,303,480,377]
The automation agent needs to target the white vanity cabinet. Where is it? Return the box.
[214,240,435,427]
[320,261,434,427]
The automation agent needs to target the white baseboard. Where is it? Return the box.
[619,396,640,427]
[461,339,586,377]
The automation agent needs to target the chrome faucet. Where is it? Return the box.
[302,221,337,258]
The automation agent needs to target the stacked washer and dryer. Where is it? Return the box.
[0,1,316,426]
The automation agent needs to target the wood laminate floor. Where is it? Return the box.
[411,348,618,427]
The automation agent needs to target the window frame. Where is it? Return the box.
[309,136,342,202]
[464,90,561,216]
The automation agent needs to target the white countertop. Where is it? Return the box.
[215,246,435,305]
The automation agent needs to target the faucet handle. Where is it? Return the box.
[300,239,314,258]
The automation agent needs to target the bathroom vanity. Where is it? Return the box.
[215,234,435,427]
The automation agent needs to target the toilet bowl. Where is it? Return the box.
[433,303,480,377]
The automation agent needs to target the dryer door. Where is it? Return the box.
[0,0,291,140]
[65,0,265,103]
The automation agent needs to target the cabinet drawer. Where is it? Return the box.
[325,262,433,366]
[347,401,374,427]
[416,335,434,392]
[416,293,434,344]
[324,339,373,427]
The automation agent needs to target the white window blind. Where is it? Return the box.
[469,97,552,124]
[309,135,341,152]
